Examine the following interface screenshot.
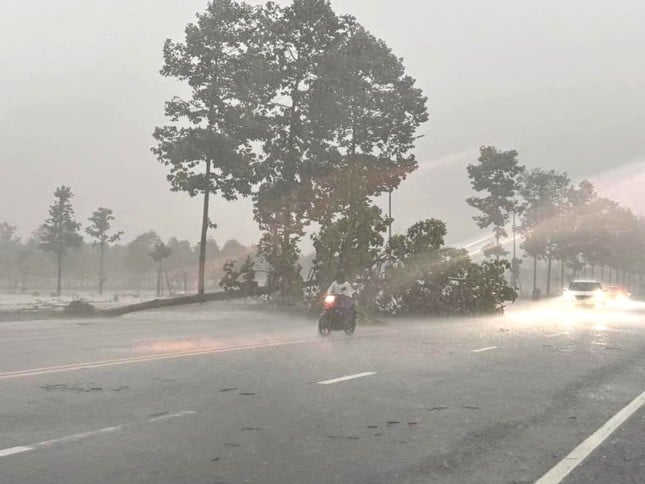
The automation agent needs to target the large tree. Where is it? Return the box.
[153,0,271,295]
[255,2,428,296]
[518,168,571,295]
[253,0,343,299]
[86,208,123,295]
[466,146,525,259]
[149,242,173,297]
[36,186,83,296]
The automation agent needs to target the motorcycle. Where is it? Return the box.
[318,294,356,336]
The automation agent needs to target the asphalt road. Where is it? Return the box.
[1,299,644,483]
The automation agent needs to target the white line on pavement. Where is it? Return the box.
[35,426,124,448]
[0,410,196,459]
[317,372,378,385]
[535,389,645,484]
[0,446,33,457]
[471,346,499,353]
[546,332,570,338]
[148,410,197,422]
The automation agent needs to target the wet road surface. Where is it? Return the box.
[1,299,644,483]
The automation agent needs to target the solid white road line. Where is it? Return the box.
[317,372,377,385]
[0,446,33,457]
[0,410,196,459]
[535,389,645,484]
[471,346,499,353]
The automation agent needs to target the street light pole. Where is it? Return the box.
[388,188,393,244]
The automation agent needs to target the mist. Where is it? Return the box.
[1,0,643,246]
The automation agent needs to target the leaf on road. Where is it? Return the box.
[427,406,449,412]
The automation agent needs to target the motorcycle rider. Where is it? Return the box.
[327,272,355,322]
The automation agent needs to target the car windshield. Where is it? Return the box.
[569,282,602,291]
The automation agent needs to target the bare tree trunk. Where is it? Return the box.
[156,261,162,297]
[560,259,565,292]
[56,253,62,297]
[99,242,105,295]
[198,160,211,296]
[532,256,537,295]
[546,257,552,297]
[600,266,605,284]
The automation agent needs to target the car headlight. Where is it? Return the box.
[594,290,605,300]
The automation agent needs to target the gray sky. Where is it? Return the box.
[1,0,643,248]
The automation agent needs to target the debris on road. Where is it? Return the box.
[63,300,96,316]
[40,383,103,393]
[427,406,449,412]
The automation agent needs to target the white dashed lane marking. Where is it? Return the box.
[317,372,378,385]
[0,410,196,459]
[471,346,499,353]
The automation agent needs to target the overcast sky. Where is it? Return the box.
[1,0,643,248]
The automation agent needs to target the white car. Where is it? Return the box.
[563,280,606,308]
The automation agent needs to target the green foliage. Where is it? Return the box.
[466,146,525,251]
[153,0,270,294]
[149,243,172,264]
[219,257,258,293]
[220,259,240,292]
[0,223,21,290]
[257,230,302,302]
[86,207,123,294]
[311,202,389,292]
[372,220,516,315]
[86,208,123,247]
[35,186,83,295]
[126,231,163,274]
[36,186,83,257]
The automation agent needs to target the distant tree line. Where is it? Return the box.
[466,146,645,296]
[0,187,252,297]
